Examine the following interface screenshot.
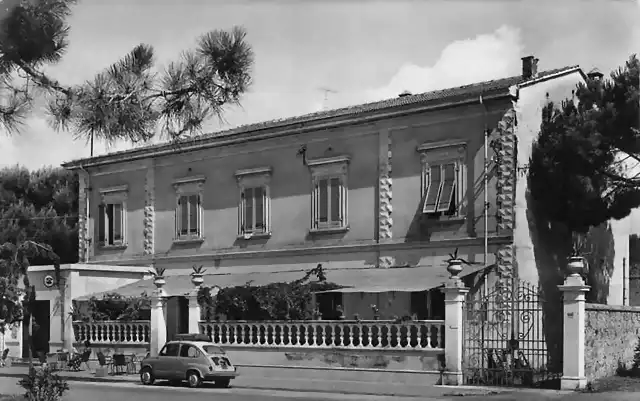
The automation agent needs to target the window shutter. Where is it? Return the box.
[97,204,105,243]
[175,197,180,238]
[436,163,457,212]
[422,165,442,213]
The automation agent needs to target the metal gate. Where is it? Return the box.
[462,279,562,388]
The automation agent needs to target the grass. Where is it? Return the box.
[583,376,640,393]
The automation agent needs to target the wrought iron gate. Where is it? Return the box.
[462,279,562,388]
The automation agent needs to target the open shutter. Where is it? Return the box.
[175,196,181,238]
[255,187,264,232]
[188,195,199,235]
[239,190,245,234]
[329,178,340,224]
[113,203,123,244]
[436,163,456,212]
[97,204,105,244]
[318,179,328,223]
[313,181,320,228]
[422,165,442,213]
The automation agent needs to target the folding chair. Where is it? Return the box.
[0,349,9,367]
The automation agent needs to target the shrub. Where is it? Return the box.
[80,292,151,321]
[198,264,343,321]
[615,335,640,378]
[18,366,69,401]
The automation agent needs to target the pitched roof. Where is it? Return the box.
[62,65,582,168]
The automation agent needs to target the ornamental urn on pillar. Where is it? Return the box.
[445,248,465,279]
[150,266,166,288]
[191,265,207,287]
[566,255,585,277]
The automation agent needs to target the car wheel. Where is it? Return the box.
[186,370,202,388]
[140,367,155,385]
[216,378,231,388]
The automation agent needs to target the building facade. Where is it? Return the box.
[6,56,636,358]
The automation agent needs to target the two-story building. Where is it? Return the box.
[5,56,635,359]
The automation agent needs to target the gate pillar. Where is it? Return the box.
[558,273,590,391]
[150,288,167,357]
[442,277,469,385]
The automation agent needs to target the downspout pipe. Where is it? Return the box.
[480,94,489,295]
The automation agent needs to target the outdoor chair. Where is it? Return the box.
[68,349,91,371]
[0,349,9,367]
[110,354,127,375]
[45,353,59,371]
[96,352,108,367]
[126,354,139,374]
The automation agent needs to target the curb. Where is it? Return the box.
[0,372,500,398]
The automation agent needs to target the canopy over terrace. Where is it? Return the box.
[74,264,490,300]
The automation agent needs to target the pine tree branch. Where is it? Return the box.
[13,59,71,96]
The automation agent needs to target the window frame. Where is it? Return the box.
[418,141,467,219]
[307,155,350,233]
[172,176,206,243]
[97,185,128,248]
[235,167,272,239]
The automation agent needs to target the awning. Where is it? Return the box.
[74,264,490,300]
[314,263,491,293]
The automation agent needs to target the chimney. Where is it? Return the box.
[398,90,412,98]
[587,68,603,81]
[521,56,539,80]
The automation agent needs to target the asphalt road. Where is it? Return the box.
[0,378,427,401]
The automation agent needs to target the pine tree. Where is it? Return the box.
[1,0,254,143]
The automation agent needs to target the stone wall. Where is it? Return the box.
[584,303,640,380]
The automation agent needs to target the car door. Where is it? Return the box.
[178,343,203,376]
[155,343,180,379]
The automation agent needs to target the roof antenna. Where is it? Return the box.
[318,87,338,111]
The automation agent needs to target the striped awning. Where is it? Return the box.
[74,264,490,300]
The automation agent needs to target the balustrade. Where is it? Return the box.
[198,320,444,351]
[73,321,151,345]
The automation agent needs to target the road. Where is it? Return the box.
[2,378,639,401]
[0,378,429,401]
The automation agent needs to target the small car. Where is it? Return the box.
[139,333,238,388]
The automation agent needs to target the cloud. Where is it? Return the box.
[364,25,524,102]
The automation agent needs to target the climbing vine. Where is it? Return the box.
[197,264,342,321]
[72,292,151,322]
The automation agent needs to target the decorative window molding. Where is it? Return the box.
[235,167,272,239]
[97,186,128,248]
[308,155,350,233]
[173,176,205,243]
[418,141,467,219]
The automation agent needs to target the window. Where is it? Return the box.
[419,142,466,218]
[235,167,272,237]
[172,176,205,241]
[97,185,128,247]
[308,156,350,232]
[179,344,200,358]
[177,194,201,237]
[159,343,180,357]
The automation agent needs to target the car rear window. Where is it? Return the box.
[160,343,180,357]
[202,345,224,354]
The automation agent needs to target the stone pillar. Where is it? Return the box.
[62,277,74,352]
[441,275,469,385]
[186,291,201,335]
[558,273,590,391]
[149,286,167,357]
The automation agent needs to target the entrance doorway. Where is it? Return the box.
[22,300,50,359]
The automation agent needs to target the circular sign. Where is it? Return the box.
[43,275,55,288]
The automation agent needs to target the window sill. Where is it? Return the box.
[172,237,205,245]
[309,226,349,235]
[98,243,128,250]
[424,215,467,225]
[237,232,272,240]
